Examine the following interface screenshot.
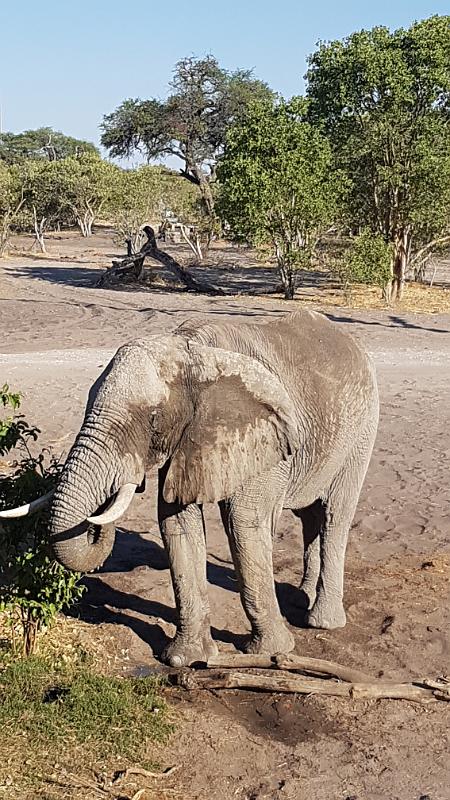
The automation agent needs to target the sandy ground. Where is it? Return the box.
[1,237,449,800]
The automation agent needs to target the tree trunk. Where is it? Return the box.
[77,211,94,237]
[76,215,87,237]
[386,229,410,302]
[278,262,296,300]
[0,223,10,257]
[180,224,203,261]
[33,207,46,253]
[198,178,215,219]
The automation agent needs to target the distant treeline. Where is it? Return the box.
[1,15,449,300]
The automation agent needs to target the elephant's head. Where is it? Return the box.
[0,331,299,572]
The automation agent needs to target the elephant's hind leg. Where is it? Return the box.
[158,490,218,667]
[294,501,324,611]
[219,491,295,656]
[307,429,376,630]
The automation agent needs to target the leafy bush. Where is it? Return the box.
[0,385,84,655]
[340,230,393,290]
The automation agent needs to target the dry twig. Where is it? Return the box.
[207,652,374,683]
[112,765,180,784]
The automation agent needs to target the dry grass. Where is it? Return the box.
[294,281,450,314]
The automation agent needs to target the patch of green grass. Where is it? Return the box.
[0,653,171,759]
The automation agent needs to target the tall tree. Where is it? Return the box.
[306,16,450,300]
[218,98,339,299]
[101,56,274,226]
[0,127,98,164]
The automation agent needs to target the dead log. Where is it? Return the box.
[171,668,447,704]
[207,653,374,684]
[98,225,225,295]
[97,253,146,287]
[141,226,225,295]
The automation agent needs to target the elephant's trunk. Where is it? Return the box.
[49,416,145,573]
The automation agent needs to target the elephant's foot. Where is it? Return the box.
[307,598,346,630]
[296,580,317,611]
[161,629,218,667]
[244,623,295,656]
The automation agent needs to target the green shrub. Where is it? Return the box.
[341,230,393,289]
[0,385,84,655]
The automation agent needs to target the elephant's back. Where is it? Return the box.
[177,308,376,408]
[270,309,378,427]
[180,308,377,450]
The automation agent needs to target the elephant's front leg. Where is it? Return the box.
[159,495,218,667]
[219,494,295,656]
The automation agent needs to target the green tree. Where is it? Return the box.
[19,160,71,252]
[306,15,450,301]
[0,163,26,256]
[218,98,339,299]
[101,55,274,227]
[339,230,393,290]
[56,153,119,236]
[111,165,167,252]
[111,165,216,260]
[0,127,98,164]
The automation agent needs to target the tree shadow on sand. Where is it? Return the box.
[6,259,334,298]
[326,311,450,334]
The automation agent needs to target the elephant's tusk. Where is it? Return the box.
[87,483,137,525]
[0,489,55,519]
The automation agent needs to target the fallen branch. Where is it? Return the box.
[172,668,450,704]
[112,765,180,784]
[207,652,374,684]
[98,254,146,287]
[98,225,225,295]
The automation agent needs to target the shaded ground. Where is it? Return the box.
[1,234,449,800]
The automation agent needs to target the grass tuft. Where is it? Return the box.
[0,652,173,797]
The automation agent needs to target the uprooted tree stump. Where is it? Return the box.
[97,225,225,295]
[168,653,450,705]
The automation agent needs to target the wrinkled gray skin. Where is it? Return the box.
[49,310,378,666]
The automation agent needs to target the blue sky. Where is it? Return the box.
[1,1,448,149]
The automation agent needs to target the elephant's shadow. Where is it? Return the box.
[73,528,305,661]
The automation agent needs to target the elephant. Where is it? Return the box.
[0,309,379,666]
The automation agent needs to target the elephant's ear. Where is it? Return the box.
[163,344,300,505]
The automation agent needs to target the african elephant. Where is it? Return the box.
[0,310,378,666]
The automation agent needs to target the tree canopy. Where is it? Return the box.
[306,15,450,299]
[101,55,274,222]
[0,127,98,164]
[218,98,339,298]
[54,153,119,236]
